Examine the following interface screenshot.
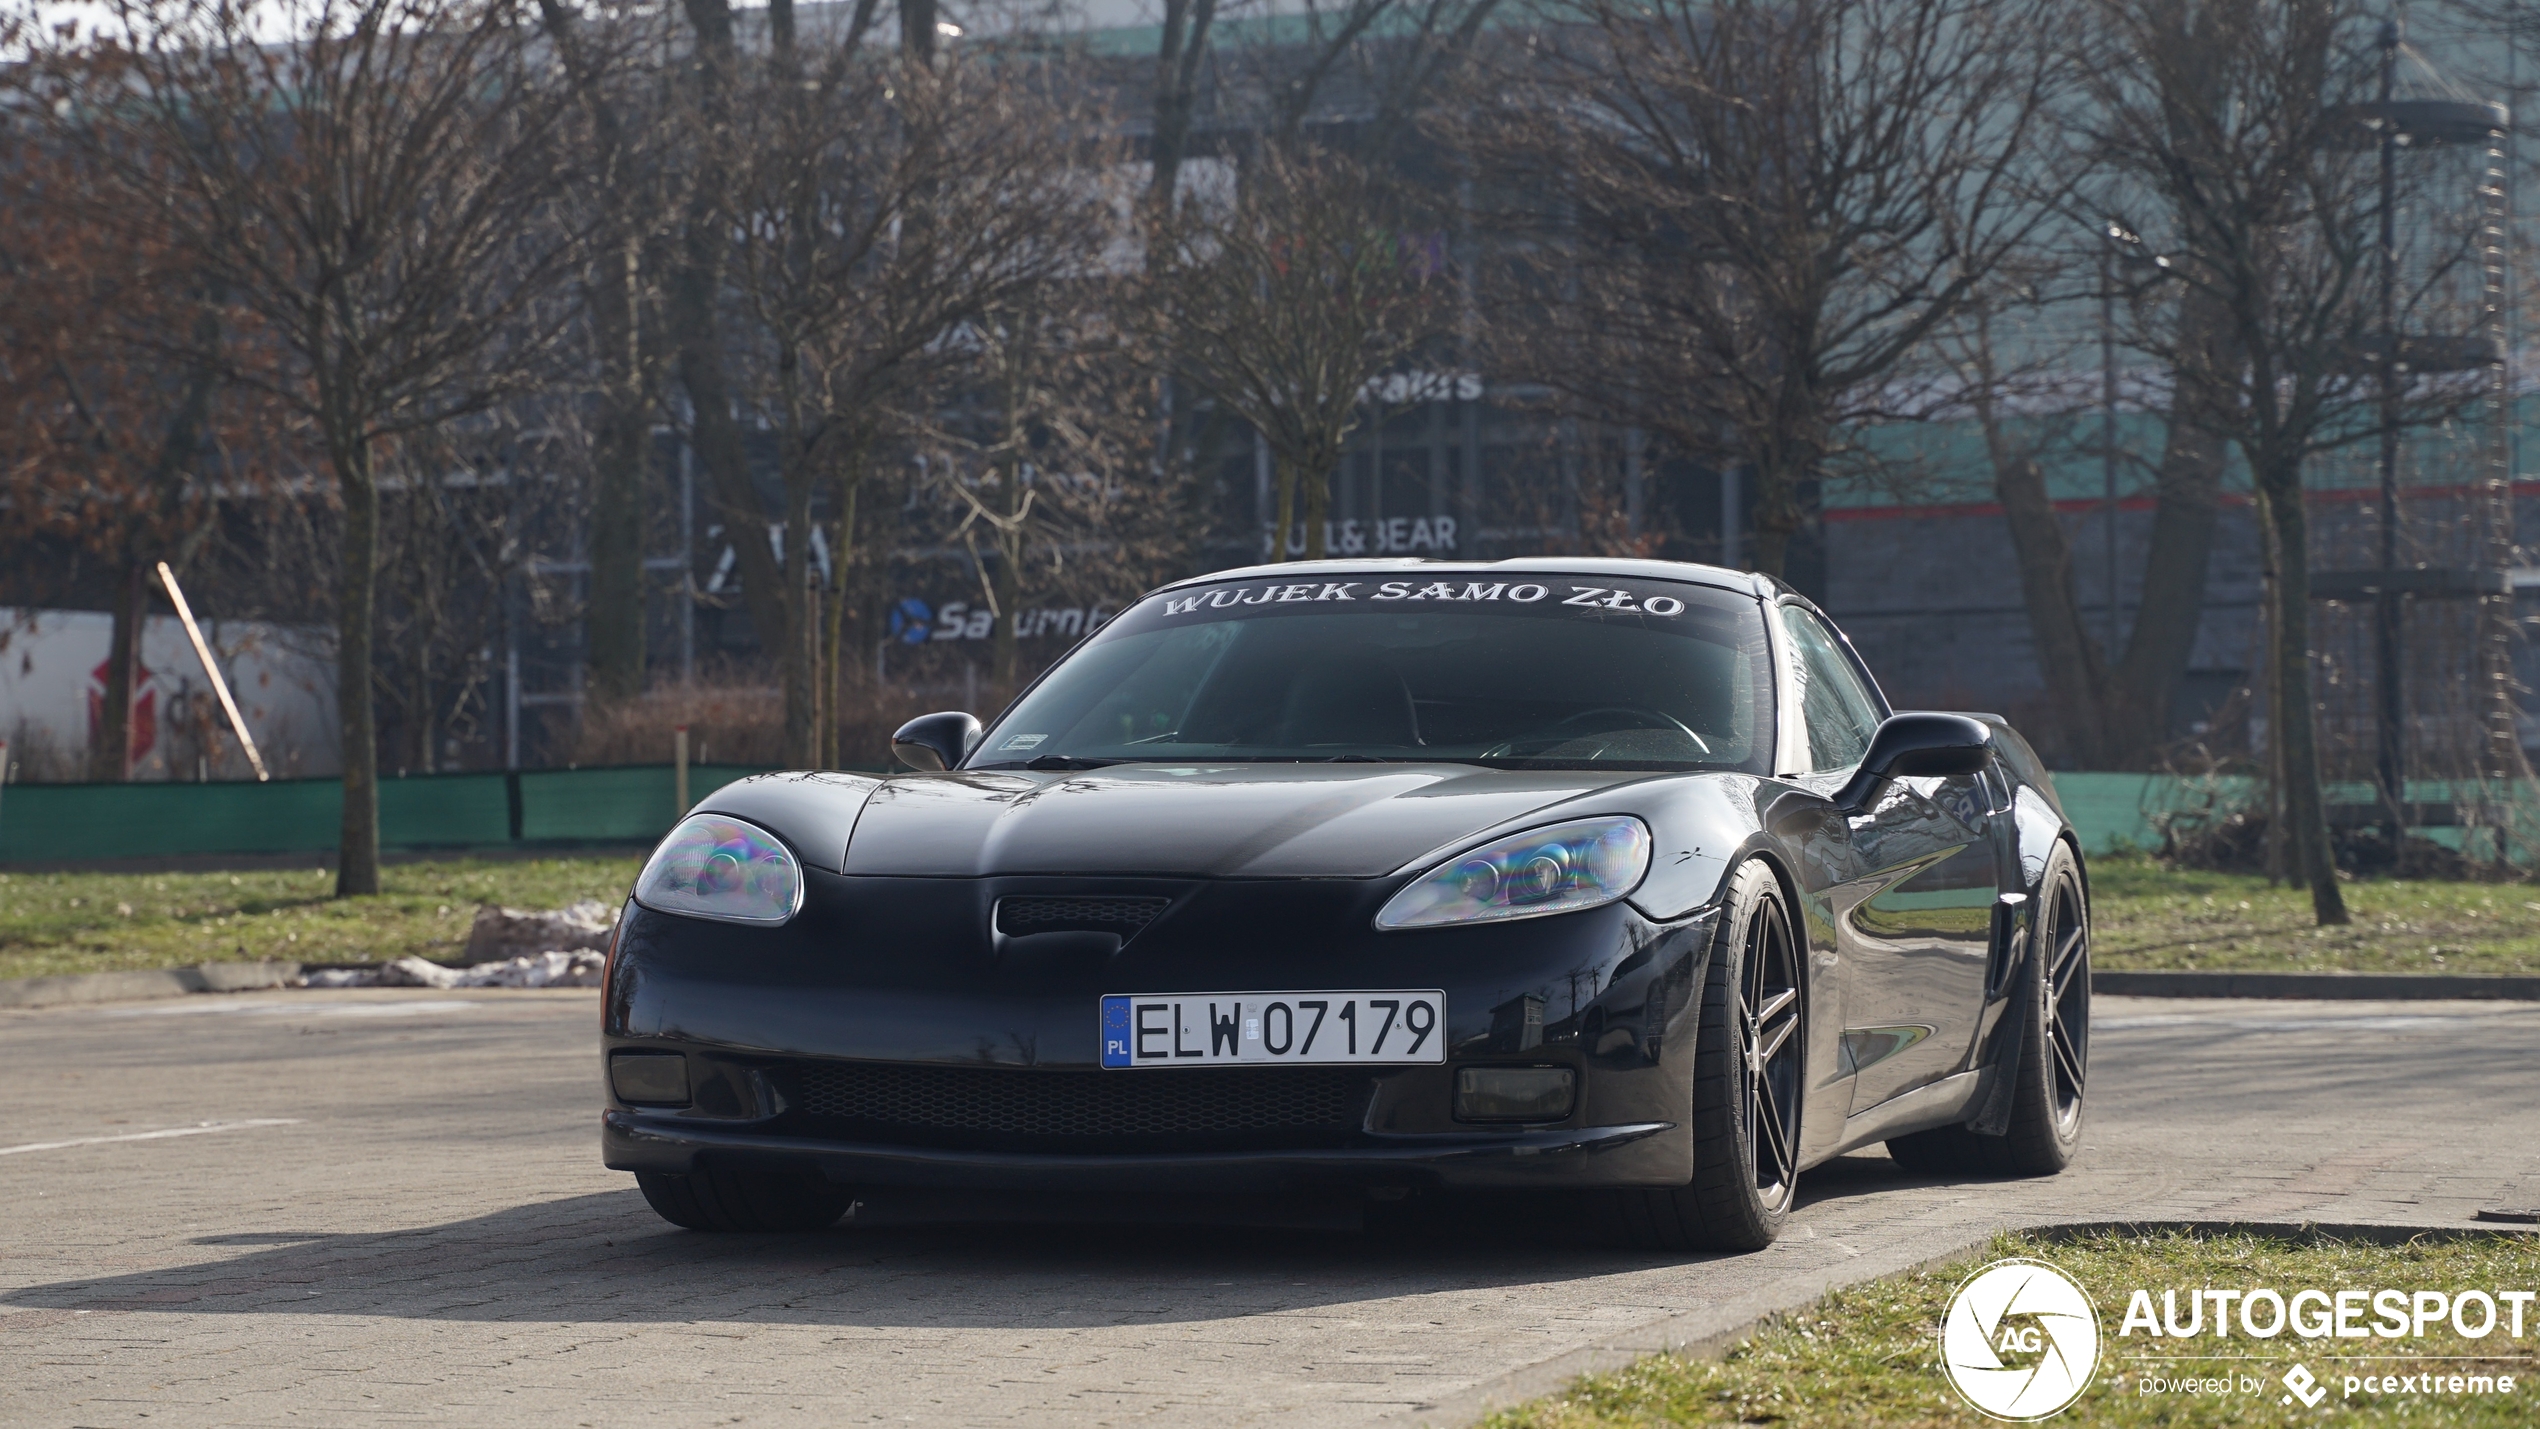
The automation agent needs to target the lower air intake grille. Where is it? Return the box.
[786,1061,1371,1147]
[996,895,1170,938]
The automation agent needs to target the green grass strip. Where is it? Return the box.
[1488,1228,2540,1427]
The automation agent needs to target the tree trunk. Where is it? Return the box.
[672,0,790,655]
[1147,0,1220,217]
[1981,286,2234,771]
[2105,287,2234,764]
[586,233,650,704]
[89,552,147,783]
[2254,488,2290,884]
[542,0,651,708]
[820,472,859,770]
[779,461,817,768]
[1989,440,2114,768]
[336,437,383,897]
[900,0,936,60]
[2255,468,2347,924]
[1745,457,1807,578]
[1271,451,1299,562]
[1301,442,1333,561]
[814,583,830,767]
[990,530,1021,689]
[84,324,225,786]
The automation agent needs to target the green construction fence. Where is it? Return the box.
[0,764,778,863]
[0,766,2527,865]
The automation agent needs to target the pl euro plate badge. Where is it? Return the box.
[1100,991,1446,1068]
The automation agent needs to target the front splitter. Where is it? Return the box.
[602,1109,1681,1192]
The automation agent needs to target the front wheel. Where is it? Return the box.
[1888,841,2089,1176]
[1603,860,1804,1251]
[637,1164,857,1232]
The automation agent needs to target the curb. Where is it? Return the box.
[2092,971,2540,1000]
[1399,1223,2005,1428]
[0,961,301,1010]
[1402,1217,2536,1427]
[2032,1219,2537,1246]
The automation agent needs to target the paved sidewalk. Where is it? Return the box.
[3,991,2536,1427]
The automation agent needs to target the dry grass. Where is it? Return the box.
[0,857,642,982]
[7,839,2536,986]
[2089,856,2540,976]
[1488,1228,2540,1428]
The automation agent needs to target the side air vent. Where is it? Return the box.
[995,895,1170,940]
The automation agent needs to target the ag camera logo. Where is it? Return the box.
[1941,1258,2102,1420]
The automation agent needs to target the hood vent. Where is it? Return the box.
[995,895,1170,940]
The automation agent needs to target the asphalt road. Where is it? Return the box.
[4,989,2537,1427]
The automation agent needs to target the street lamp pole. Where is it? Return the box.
[2375,16,2407,841]
[2101,238,2121,657]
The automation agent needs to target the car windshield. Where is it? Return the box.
[971,573,1775,771]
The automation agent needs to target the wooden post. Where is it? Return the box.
[156,562,270,782]
[674,724,691,818]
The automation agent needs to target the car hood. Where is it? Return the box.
[837,764,1658,879]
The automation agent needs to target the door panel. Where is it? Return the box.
[1777,806,1859,1167]
[1838,773,1997,1110]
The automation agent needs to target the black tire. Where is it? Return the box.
[1603,860,1804,1252]
[636,1164,857,1232]
[1887,841,2089,1177]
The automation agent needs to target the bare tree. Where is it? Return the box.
[2080,0,2489,922]
[709,46,1114,765]
[662,0,786,693]
[1137,0,1496,563]
[1462,0,2068,578]
[923,287,1169,688]
[23,0,595,892]
[1145,0,1223,215]
[1162,149,1448,562]
[537,0,680,707]
[1943,266,2238,772]
[0,128,281,781]
[371,432,535,773]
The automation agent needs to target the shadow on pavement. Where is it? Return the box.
[9,1190,1643,1327]
[8,1153,1961,1327]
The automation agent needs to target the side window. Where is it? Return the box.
[1777,606,1882,774]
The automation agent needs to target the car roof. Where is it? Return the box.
[1149,557,1783,601]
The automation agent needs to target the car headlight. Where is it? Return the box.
[632,814,804,925]
[1375,816,1651,930]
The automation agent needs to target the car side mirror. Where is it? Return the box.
[891,711,982,772]
[1831,713,1991,814]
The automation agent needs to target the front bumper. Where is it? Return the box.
[601,871,1718,1193]
[602,1107,1678,1192]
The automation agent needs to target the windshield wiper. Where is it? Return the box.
[1023,754,1121,770]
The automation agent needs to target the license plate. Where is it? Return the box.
[1099,991,1446,1068]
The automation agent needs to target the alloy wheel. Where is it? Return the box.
[2040,873,2090,1128]
[1740,896,1803,1209]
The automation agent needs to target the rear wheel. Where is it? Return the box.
[1887,841,2089,1177]
[1604,860,1803,1252]
[636,1164,857,1232]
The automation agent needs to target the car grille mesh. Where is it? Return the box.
[995,895,1170,938]
[787,1061,1369,1145]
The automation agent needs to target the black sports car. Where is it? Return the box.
[602,558,2091,1250]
